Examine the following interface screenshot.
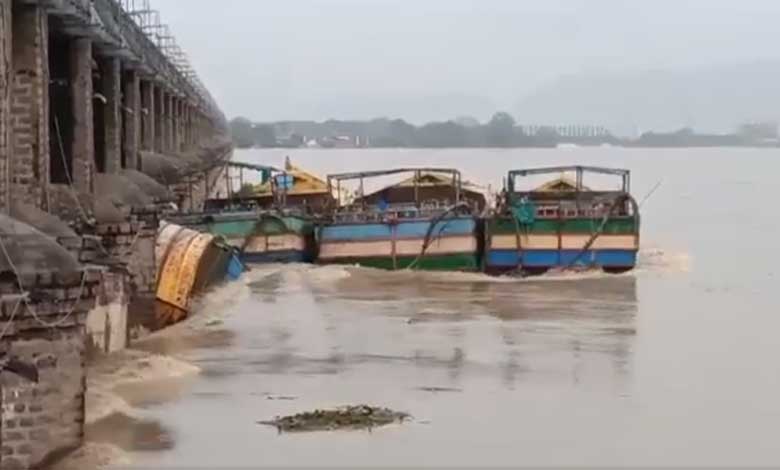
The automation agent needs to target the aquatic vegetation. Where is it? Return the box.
[258,405,409,432]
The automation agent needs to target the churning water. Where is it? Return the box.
[66,148,780,467]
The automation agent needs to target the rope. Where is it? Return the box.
[243,212,288,254]
[54,116,92,224]
[639,180,663,209]
[406,202,470,271]
[0,232,92,331]
[120,221,145,259]
[0,296,24,341]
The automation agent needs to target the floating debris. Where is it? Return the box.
[258,405,409,432]
[266,395,298,401]
[416,386,463,393]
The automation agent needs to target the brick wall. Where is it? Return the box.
[9,4,48,210]
[0,0,10,214]
[0,275,99,470]
[96,219,157,333]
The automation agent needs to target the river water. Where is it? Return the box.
[73,148,780,467]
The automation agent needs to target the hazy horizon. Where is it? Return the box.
[155,0,780,126]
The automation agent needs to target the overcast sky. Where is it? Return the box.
[154,0,780,123]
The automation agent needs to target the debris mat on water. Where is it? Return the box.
[258,405,410,432]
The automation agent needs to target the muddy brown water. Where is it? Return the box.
[96,148,780,467]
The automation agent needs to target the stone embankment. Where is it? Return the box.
[0,1,233,468]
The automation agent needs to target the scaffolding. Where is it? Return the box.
[118,0,222,123]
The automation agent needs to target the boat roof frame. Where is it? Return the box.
[327,167,464,208]
[507,165,631,193]
[224,161,280,173]
[327,167,462,182]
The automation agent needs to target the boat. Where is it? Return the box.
[484,166,640,275]
[317,168,486,271]
[170,158,331,264]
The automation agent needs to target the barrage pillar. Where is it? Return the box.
[164,92,173,154]
[183,104,191,149]
[10,2,49,208]
[185,104,193,149]
[69,38,93,193]
[153,85,163,153]
[122,69,140,171]
[99,57,121,174]
[171,96,180,153]
[178,99,185,152]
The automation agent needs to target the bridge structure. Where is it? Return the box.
[1,0,229,214]
[0,2,232,469]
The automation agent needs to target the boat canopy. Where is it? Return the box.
[253,159,330,197]
[508,165,630,193]
[327,168,464,208]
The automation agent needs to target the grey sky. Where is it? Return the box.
[155,0,780,123]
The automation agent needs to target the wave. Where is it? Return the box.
[637,247,691,273]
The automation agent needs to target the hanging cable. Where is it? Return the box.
[564,194,639,269]
[0,232,92,330]
[406,202,470,271]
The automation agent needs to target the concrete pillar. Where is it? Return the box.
[164,92,172,153]
[171,96,179,153]
[158,91,166,153]
[70,38,93,193]
[181,103,187,150]
[153,85,163,153]
[178,99,185,152]
[98,57,121,174]
[140,80,155,154]
[196,112,204,146]
[9,2,49,208]
[184,104,192,149]
[123,69,140,170]
[0,0,11,214]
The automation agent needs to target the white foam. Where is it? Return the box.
[52,442,131,470]
[87,350,200,424]
[305,264,353,282]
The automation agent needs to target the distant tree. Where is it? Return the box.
[387,119,417,147]
[738,122,777,142]
[229,117,255,148]
[454,116,481,128]
[483,112,517,147]
[279,133,305,148]
[531,126,560,147]
[415,121,468,148]
[253,124,277,147]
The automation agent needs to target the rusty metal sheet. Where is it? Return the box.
[174,233,215,308]
[157,231,199,310]
[156,222,186,273]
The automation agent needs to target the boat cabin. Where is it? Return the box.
[503,165,635,220]
[328,168,485,223]
[203,159,333,214]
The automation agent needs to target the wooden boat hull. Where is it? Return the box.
[485,217,639,274]
[317,217,480,271]
[171,212,315,264]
